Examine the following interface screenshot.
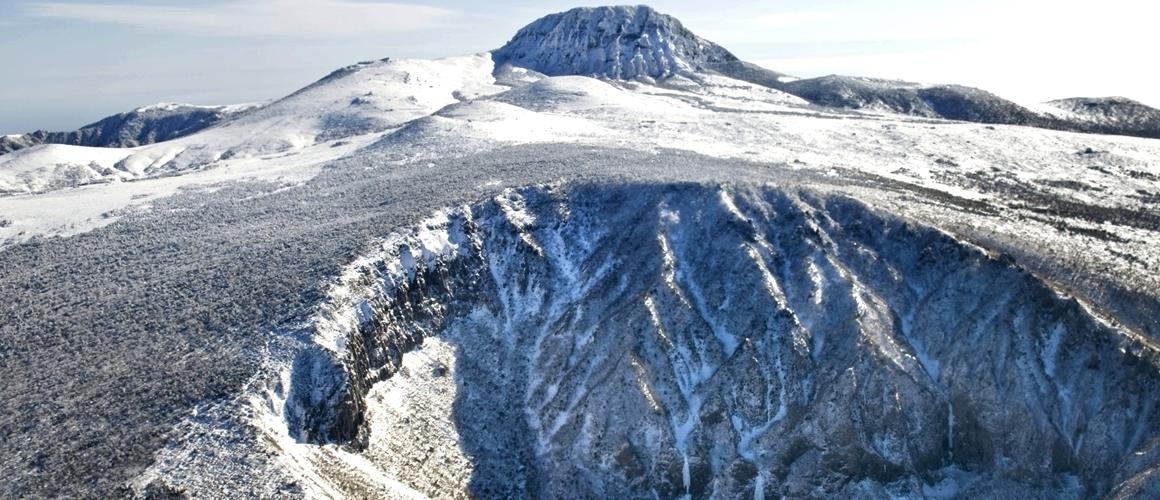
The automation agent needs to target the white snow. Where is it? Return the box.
[244,345,438,499]
[0,54,511,245]
[496,188,543,254]
[435,100,608,143]
[1,53,503,193]
[0,143,135,194]
[1025,100,1079,120]
[5,47,1160,255]
[0,131,379,247]
[1043,323,1066,378]
[133,102,258,114]
[311,206,475,355]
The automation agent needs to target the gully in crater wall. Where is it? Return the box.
[286,182,1160,498]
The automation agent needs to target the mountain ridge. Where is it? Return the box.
[491,5,1160,140]
[1040,96,1160,137]
[4,4,1156,167]
[0,103,257,156]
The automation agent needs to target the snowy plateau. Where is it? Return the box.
[1,5,1160,500]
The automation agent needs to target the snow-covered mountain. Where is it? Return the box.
[1,4,1159,500]
[780,75,1048,125]
[3,6,1156,198]
[777,75,1160,139]
[0,55,505,195]
[489,5,809,102]
[1039,97,1160,138]
[492,5,738,80]
[0,102,256,156]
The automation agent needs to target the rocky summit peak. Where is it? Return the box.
[492,5,737,80]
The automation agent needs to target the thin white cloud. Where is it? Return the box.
[746,11,831,27]
[25,0,457,37]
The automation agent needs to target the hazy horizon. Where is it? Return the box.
[2,0,1157,134]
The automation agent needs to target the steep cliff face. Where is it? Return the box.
[492,5,738,80]
[286,183,1160,498]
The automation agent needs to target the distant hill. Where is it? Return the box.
[1039,97,1160,139]
[0,103,256,156]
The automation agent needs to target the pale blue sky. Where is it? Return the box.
[1,0,1156,134]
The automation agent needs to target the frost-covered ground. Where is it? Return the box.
[133,178,1160,498]
[1,11,1159,498]
[3,52,1157,332]
[4,52,1158,255]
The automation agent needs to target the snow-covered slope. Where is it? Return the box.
[0,54,505,196]
[113,54,506,172]
[0,144,135,194]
